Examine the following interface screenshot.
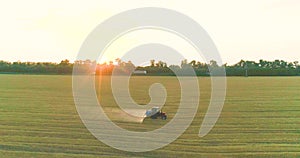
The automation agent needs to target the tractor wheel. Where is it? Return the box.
[161,115,167,120]
[151,116,157,119]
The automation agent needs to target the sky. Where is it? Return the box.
[0,0,299,65]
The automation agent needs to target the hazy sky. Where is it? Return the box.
[0,0,299,65]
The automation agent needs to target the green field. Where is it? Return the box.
[0,75,300,157]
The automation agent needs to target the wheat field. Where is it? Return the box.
[0,75,299,157]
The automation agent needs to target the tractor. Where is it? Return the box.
[145,107,167,120]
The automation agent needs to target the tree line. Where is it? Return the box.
[0,58,299,76]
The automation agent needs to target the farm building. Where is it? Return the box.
[133,70,147,75]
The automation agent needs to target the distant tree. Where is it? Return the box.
[59,59,70,65]
[150,60,155,67]
[209,60,218,67]
[190,60,196,67]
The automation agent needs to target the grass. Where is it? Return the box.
[0,74,300,157]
